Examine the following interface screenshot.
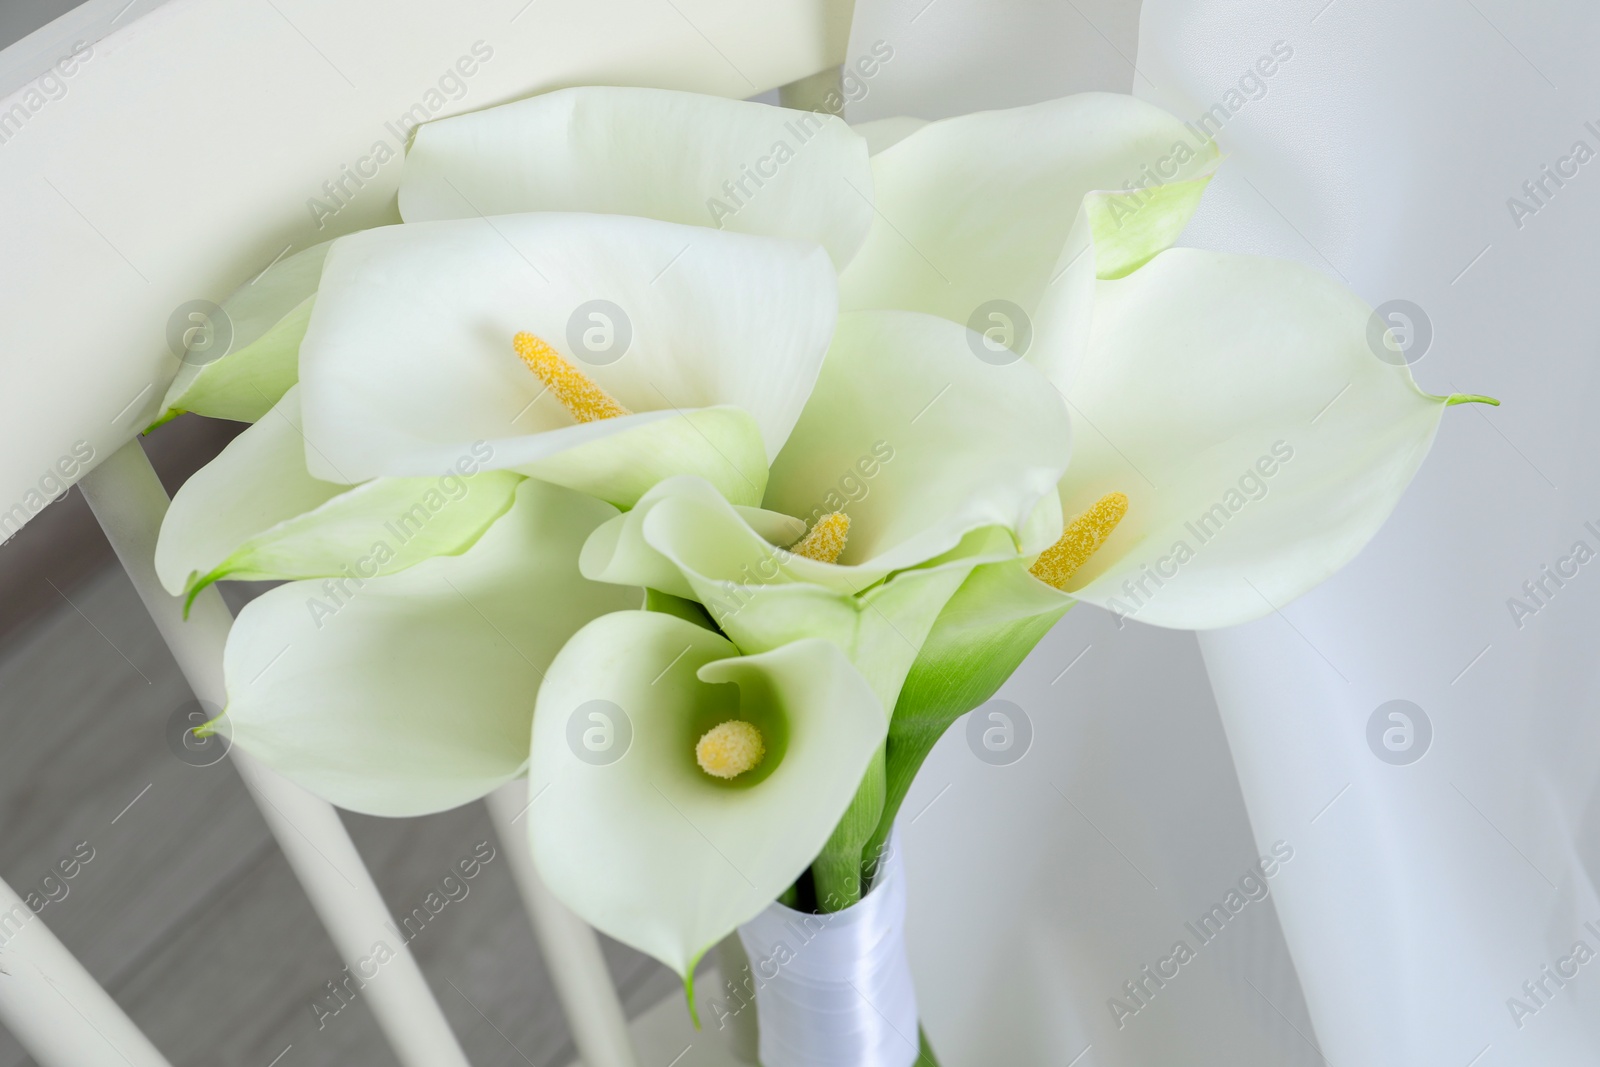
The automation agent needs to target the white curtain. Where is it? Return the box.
[853,2,1600,1064]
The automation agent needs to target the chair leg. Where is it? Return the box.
[79,441,472,1067]
[487,781,641,1067]
[0,874,173,1067]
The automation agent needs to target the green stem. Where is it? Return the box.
[810,743,885,911]
[860,565,1070,869]
[861,717,948,868]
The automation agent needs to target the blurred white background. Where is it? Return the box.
[853,1,1600,1064]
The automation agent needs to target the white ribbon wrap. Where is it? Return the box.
[737,835,919,1067]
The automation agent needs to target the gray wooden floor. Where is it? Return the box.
[0,438,677,1065]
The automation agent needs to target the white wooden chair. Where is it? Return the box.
[0,2,850,1063]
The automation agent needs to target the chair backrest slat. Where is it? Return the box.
[81,440,477,1066]
[0,0,844,536]
[0,871,174,1067]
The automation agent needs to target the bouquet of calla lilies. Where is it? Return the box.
[152,85,1486,1015]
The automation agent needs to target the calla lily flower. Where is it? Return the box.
[154,241,330,427]
[219,478,637,815]
[155,385,521,608]
[294,211,837,508]
[1027,186,1489,627]
[837,92,1220,319]
[398,85,874,269]
[832,93,1488,629]
[527,610,885,983]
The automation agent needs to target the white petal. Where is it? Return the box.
[299,213,836,506]
[400,86,874,269]
[156,387,519,601]
[763,310,1071,573]
[221,479,637,816]
[510,406,769,509]
[662,538,996,712]
[1047,248,1454,628]
[157,387,338,595]
[583,474,1023,708]
[156,242,330,425]
[580,475,806,600]
[837,93,1218,329]
[1030,182,1217,390]
[527,612,886,977]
